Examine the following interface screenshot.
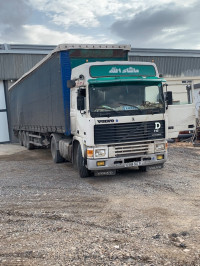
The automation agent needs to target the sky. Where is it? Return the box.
[0,0,199,49]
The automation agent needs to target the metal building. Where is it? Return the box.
[1,44,200,143]
[0,44,56,143]
[129,48,200,77]
[129,48,200,119]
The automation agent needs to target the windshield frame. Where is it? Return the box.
[89,81,165,118]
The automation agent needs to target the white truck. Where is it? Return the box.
[9,44,168,178]
[164,78,196,139]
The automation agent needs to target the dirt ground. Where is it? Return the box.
[0,143,200,265]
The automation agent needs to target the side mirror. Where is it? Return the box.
[77,96,85,111]
[67,80,76,88]
[165,91,173,106]
[77,87,86,111]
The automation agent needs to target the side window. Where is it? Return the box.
[145,86,159,103]
[169,87,191,105]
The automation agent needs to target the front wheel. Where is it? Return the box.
[26,132,34,150]
[18,131,23,146]
[77,144,89,178]
[22,131,27,147]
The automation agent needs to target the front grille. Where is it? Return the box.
[114,141,152,157]
[94,120,165,144]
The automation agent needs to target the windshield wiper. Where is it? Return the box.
[90,106,119,117]
[96,106,115,111]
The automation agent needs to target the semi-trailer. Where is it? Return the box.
[9,44,168,178]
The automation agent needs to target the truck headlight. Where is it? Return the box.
[94,147,108,158]
[155,143,165,152]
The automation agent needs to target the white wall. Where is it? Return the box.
[0,81,10,142]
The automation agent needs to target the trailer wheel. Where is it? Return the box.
[18,131,23,146]
[26,132,34,150]
[77,144,89,178]
[22,131,27,147]
[51,136,64,163]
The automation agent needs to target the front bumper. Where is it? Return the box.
[87,151,167,171]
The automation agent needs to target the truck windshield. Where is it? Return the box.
[89,81,165,117]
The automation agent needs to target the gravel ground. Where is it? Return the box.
[0,143,200,265]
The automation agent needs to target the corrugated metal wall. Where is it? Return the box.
[129,55,200,78]
[0,54,47,80]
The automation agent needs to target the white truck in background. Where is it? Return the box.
[164,78,196,139]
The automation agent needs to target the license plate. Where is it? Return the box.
[125,161,143,167]
[94,170,116,176]
[148,164,163,170]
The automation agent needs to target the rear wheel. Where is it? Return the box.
[26,132,34,150]
[77,144,89,178]
[22,131,27,147]
[51,136,64,163]
[18,131,23,146]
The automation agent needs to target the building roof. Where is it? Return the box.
[129,48,200,58]
[129,48,200,77]
[0,44,56,54]
[0,43,131,54]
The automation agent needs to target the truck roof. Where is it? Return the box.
[71,61,160,81]
[73,61,158,67]
[55,44,131,51]
[9,44,131,91]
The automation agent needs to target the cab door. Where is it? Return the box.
[166,81,196,139]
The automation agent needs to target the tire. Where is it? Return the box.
[51,136,64,163]
[18,131,23,146]
[22,131,27,147]
[77,144,89,178]
[26,132,34,150]
[139,166,147,172]
[73,142,78,169]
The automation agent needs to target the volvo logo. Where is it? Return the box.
[97,119,114,123]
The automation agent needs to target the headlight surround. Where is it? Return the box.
[87,148,94,158]
[155,142,165,152]
[94,147,108,158]
[87,147,108,159]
